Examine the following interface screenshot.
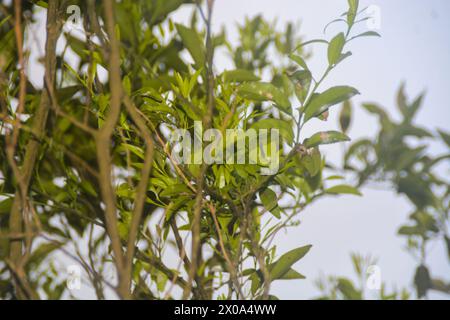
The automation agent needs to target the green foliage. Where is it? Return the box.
[2,0,444,301]
[175,23,205,68]
[303,86,359,122]
[342,85,450,299]
[316,253,410,300]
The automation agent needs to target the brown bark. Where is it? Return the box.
[8,0,63,300]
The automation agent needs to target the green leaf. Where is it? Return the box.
[238,82,291,111]
[35,1,48,9]
[304,131,350,148]
[323,18,347,34]
[344,139,373,164]
[326,184,362,196]
[337,278,362,300]
[221,69,260,83]
[339,100,352,133]
[165,196,192,222]
[28,242,64,269]
[398,176,434,209]
[337,51,352,65]
[437,129,450,148]
[160,184,192,197]
[175,23,205,68]
[304,86,359,121]
[397,83,408,115]
[278,268,306,280]
[122,75,132,96]
[347,0,359,26]
[260,188,280,218]
[401,125,432,138]
[0,15,11,29]
[251,118,294,145]
[362,103,392,128]
[293,39,328,52]
[242,268,256,276]
[149,0,187,26]
[398,225,421,236]
[0,197,12,215]
[297,147,322,176]
[80,180,98,197]
[288,70,312,104]
[414,265,432,298]
[445,236,450,260]
[269,245,312,280]
[120,143,144,160]
[349,31,381,41]
[289,54,308,70]
[250,272,261,295]
[328,33,345,66]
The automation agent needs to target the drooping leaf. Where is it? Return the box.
[304,131,350,148]
[349,31,381,42]
[326,184,362,196]
[278,268,306,280]
[304,86,359,121]
[293,39,328,52]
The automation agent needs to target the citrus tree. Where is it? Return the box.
[7,0,448,301]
